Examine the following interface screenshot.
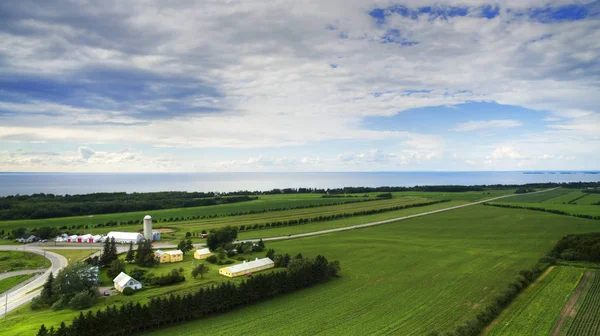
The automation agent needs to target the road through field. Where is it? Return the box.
[0,247,67,318]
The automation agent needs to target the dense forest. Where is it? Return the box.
[551,232,600,262]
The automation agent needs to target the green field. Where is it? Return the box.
[565,271,600,336]
[48,249,98,263]
[0,194,378,232]
[543,190,588,204]
[491,202,600,217]
[127,205,600,336]
[0,274,36,294]
[501,188,572,203]
[574,193,600,205]
[487,266,584,336]
[0,251,50,272]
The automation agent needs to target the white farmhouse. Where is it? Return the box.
[113,272,142,292]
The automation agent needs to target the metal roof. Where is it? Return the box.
[113,272,139,288]
[221,257,274,274]
[195,248,211,255]
[106,232,143,240]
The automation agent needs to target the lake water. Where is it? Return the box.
[0,171,598,197]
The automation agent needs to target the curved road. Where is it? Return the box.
[0,246,67,318]
[0,269,44,281]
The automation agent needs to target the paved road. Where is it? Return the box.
[0,246,68,318]
[0,269,44,281]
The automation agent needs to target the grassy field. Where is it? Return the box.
[129,205,600,336]
[48,249,97,263]
[501,188,572,203]
[574,193,600,205]
[542,190,588,204]
[564,271,600,336]
[490,202,600,217]
[0,194,377,232]
[487,266,584,336]
[0,274,36,294]
[0,251,50,272]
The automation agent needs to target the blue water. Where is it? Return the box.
[0,172,598,197]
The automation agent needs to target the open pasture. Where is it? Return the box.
[501,188,572,203]
[487,266,584,336]
[140,205,599,336]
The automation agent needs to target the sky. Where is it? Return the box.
[0,0,599,172]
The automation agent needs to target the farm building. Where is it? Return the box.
[113,272,142,293]
[193,248,213,260]
[219,257,274,278]
[67,235,78,243]
[155,250,183,263]
[106,231,144,244]
[78,234,93,243]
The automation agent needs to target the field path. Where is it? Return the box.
[550,270,592,336]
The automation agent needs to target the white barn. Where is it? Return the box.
[113,272,142,292]
[106,232,144,243]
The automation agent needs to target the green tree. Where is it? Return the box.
[206,226,238,251]
[135,240,156,267]
[125,242,135,263]
[191,263,209,279]
[40,272,54,304]
[52,262,98,309]
[258,239,265,249]
[107,259,126,279]
[266,249,275,260]
[36,324,49,336]
[177,239,194,255]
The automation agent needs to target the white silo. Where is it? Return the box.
[143,215,153,241]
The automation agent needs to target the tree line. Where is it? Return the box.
[550,232,600,262]
[235,200,450,233]
[36,255,340,336]
[0,194,257,221]
[482,203,600,220]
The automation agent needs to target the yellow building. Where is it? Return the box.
[193,248,213,260]
[155,249,184,263]
[219,257,274,278]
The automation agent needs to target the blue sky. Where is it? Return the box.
[0,0,599,172]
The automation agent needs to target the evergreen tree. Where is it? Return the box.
[100,238,111,266]
[108,237,118,262]
[266,249,275,260]
[125,242,135,262]
[258,239,265,249]
[40,272,54,304]
[36,324,48,336]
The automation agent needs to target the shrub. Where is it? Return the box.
[122,287,134,296]
[206,255,218,264]
[51,297,67,311]
[69,291,95,310]
[30,296,43,310]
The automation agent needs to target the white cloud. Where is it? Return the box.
[452,120,523,132]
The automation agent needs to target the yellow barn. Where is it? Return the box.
[219,257,274,278]
[194,248,213,260]
[155,249,183,263]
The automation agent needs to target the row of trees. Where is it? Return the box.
[236,199,450,233]
[483,203,600,220]
[551,232,600,262]
[0,194,257,220]
[31,263,99,311]
[37,255,340,336]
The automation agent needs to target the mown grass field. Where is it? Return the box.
[133,205,600,336]
[574,193,600,205]
[0,251,50,272]
[0,194,377,232]
[501,188,572,203]
[0,274,36,294]
[491,202,600,217]
[487,266,584,336]
[48,249,97,263]
[564,271,600,336]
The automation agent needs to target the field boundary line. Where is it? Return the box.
[550,270,592,336]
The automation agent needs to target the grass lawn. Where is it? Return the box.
[133,205,600,336]
[48,249,97,263]
[0,251,50,273]
[487,266,584,336]
[0,274,36,294]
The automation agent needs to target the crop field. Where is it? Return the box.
[386,189,515,202]
[543,190,588,204]
[0,194,377,232]
[487,266,584,336]
[0,251,50,272]
[0,274,36,294]
[574,193,600,205]
[135,205,600,336]
[501,188,572,203]
[491,202,600,217]
[564,271,600,336]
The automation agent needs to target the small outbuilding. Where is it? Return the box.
[113,272,142,293]
[219,257,274,278]
[193,248,213,260]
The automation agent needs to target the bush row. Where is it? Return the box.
[36,255,340,336]
[483,203,600,220]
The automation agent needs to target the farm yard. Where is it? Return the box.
[141,205,599,336]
